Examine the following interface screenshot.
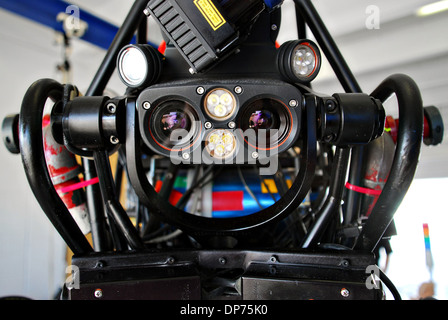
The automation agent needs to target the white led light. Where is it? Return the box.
[292,46,316,77]
[205,129,237,159]
[278,40,321,84]
[118,46,148,87]
[205,89,236,120]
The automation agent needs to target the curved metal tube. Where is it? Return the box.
[354,74,424,252]
[19,79,93,255]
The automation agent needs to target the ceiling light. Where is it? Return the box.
[416,0,448,16]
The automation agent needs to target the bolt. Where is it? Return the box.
[340,288,350,298]
[196,86,205,95]
[106,103,116,114]
[94,289,103,299]
[289,99,298,108]
[204,121,212,129]
[324,134,335,143]
[182,153,190,160]
[234,86,243,94]
[251,151,259,159]
[167,257,175,264]
[143,101,151,110]
[110,136,119,145]
[326,100,336,112]
[270,256,277,263]
[340,259,350,267]
[271,24,278,31]
[143,8,150,16]
[219,257,227,265]
[95,261,105,268]
[228,121,236,129]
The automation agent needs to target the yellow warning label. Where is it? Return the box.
[194,0,226,31]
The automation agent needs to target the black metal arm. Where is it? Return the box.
[354,74,424,252]
[18,79,93,255]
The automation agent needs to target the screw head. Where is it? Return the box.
[204,121,212,129]
[182,153,190,160]
[110,136,119,145]
[289,99,298,107]
[167,257,175,264]
[251,151,259,159]
[143,101,151,110]
[94,289,103,298]
[228,121,236,129]
[106,103,116,114]
[340,288,350,298]
[196,86,205,95]
[234,86,243,94]
[326,100,336,112]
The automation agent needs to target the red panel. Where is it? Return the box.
[212,191,244,211]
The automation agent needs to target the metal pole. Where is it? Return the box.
[85,0,148,96]
[301,147,350,248]
[82,0,148,251]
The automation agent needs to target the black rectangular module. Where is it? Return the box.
[145,0,236,73]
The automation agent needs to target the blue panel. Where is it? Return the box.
[0,0,156,50]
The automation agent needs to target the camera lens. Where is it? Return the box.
[160,111,190,138]
[239,98,292,150]
[249,110,275,131]
[149,100,200,151]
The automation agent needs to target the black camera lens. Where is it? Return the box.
[239,98,292,150]
[149,100,200,151]
[160,111,191,138]
[249,110,275,131]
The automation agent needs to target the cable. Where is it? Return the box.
[379,269,402,300]
[253,164,277,202]
[237,165,263,210]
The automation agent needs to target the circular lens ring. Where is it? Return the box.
[149,100,201,152]
[239,98,293,151]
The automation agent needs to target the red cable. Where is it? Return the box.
[345,182,382,196]
[58,177,100,194]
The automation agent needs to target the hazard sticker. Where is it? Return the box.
[194,0,226,31]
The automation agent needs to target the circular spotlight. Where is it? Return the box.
[204,88,237,121]
[239,98,292,151]
[205,129,237,160]
[117,44,163,88]
[149,100,200,151]
[277,40,321,84]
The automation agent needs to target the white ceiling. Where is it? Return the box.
[0,0,447,178]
